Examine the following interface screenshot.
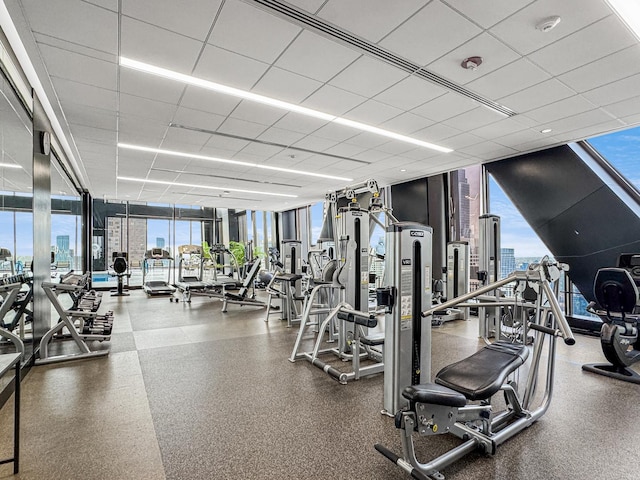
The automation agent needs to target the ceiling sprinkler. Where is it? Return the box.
[461,56,483,71]
[536,16,561,32]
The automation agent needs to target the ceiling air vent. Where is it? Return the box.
[247,0,517,117]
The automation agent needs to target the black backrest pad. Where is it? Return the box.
[113,256,128,274]
[435,342,529,401]
[593,268,639,313]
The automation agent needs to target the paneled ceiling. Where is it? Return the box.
[6,0,640,210]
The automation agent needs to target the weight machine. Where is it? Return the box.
[376,258,575,480]
[289,179,397,383]
[433,241,469,325]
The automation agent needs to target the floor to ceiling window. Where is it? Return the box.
[588,125,640,192]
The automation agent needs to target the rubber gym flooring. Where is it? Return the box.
[0,290,638,479]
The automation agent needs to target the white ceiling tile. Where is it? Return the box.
[602,96,640,120]
[119,116,168,140]
[329,56,407,97]
[436,132,484,150]
[524,95,597,124]
[293,136,340,152]
[497,79,575,112]
[467,117,528,140]
[33,32,114,63]
[208,1,301,63]
[312,123,358,142]
[379,1,482,66]
[22,0,118,54]
[179,87,241,117]
[193,44,270,89]
[411,92,478,122]
[123,0,221,41]
[373,142,414,156]
[275,30,361,82]
[489,0,612,55]
[345,132,392,149]
[379,113,434,135]
[302,85,366,116]
[119,94,176,123]
[84,1,117,11]
[413,123,462,142]
[622,113,640,127]
[161,127,212,148]
[257,127,307,146]
[119,68,185,104]
[273,113,329,134]
[71,124,116,144]
[466,58,550,99]
[171,107,226,131]
[62,102,117,130]
[38,44,117,91]
[120,16,202,72]
[217,117,269,139]
[322,143,368,158]
[492,129,543,148]
[374,75,447,111]
[239,142,284,158]
[229,101,286,126]
[442,107,506,131]
[427,33,521,85]
[443,0,534,29]
[286,0,325,13]
[528,15,637,76]
[252,67,323,104]
[540,109,616,135]
[202,135,249,154]
[344,100,404,126]
[558,44,640,93]
[581,73,640,107]
[318,0,426,43]
[51,77,117,111]
[555,119,626,141]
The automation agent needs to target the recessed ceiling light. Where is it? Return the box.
[117,176,297,198]
[119,57,453,154]
[0,163,22,169]
[400,169,407,172]
[606,0,640,40]
[118,143,353,182]
[540,128,552,133]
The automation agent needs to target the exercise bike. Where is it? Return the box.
[582,261,640,384]
[376,259,575,480]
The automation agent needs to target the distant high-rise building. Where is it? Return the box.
[156,237,165,248]
[501,248,516,279]
[56,235,70,262]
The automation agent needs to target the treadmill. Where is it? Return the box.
[143,248,176,296]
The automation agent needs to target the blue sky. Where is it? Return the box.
[588,125,640,190]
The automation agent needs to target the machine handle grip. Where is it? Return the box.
[528,322,576,345]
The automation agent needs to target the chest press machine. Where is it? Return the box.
[376,258,575,480]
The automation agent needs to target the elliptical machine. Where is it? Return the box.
[583,253,640,384]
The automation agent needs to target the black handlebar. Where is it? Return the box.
[528,322,576,345]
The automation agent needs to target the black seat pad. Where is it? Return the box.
[435,341,529,401]
[403,383,466,407]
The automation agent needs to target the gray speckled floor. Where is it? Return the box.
[0,289,638,479]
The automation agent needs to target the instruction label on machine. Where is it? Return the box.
[400,261,412,329]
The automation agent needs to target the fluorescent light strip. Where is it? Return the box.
[117,176,298,198]
[607,0,640,40]
[118,143,353,182]
[0,163,22,169]
[120,57,453,154]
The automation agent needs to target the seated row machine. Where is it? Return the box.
[376,259,575,480]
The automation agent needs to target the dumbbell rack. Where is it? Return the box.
[37,272,114,365]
